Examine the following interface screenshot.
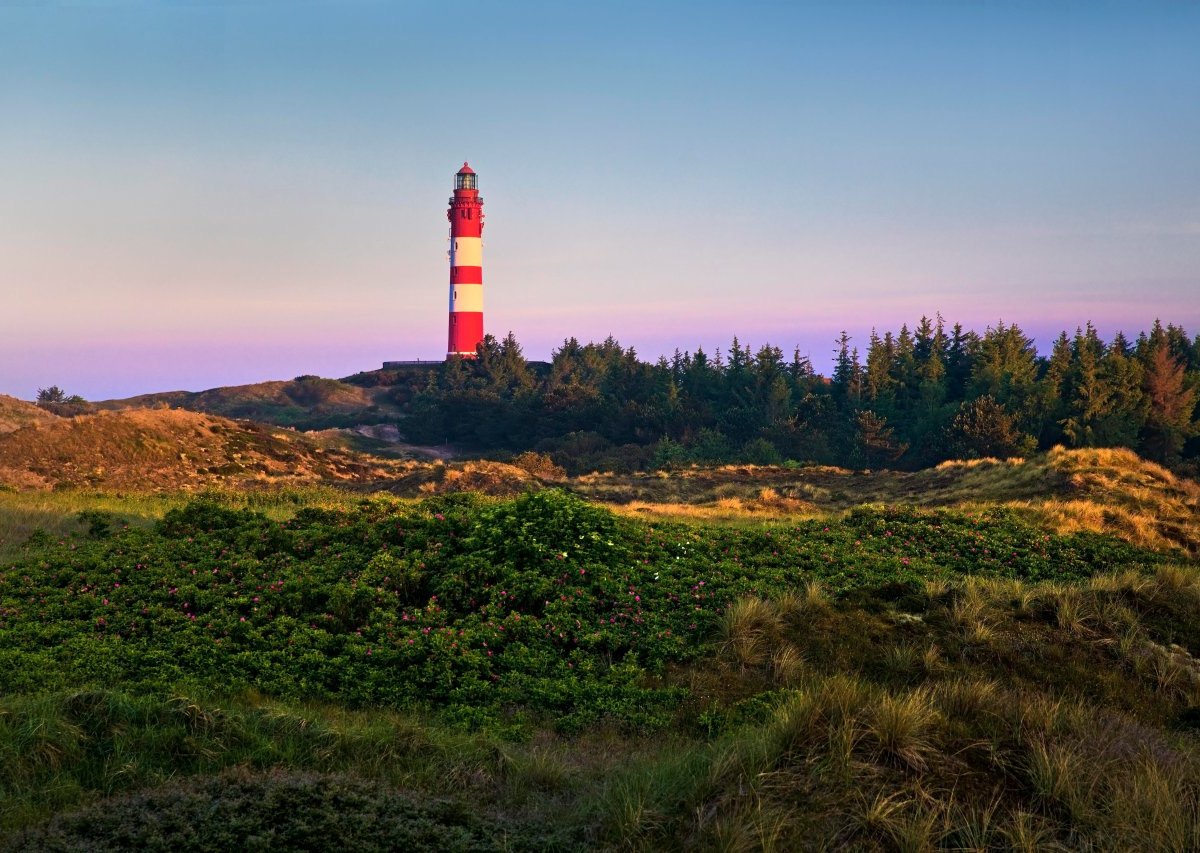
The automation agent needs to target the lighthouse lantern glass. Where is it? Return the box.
[456,173,476,190]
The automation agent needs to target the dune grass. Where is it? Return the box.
[5,558,1200,848]
[594,564,1200,850]
[585,447,1200,558]
[1,449,1197,848]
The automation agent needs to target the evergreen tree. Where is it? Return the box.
[1060,324,1114,448]
[831,332,863,407]
[946,396,1033,459]
[945,323,978,401]
[969,322,1039,426]
[855,410,909,468]
[1035,331,1073,446]
[1140,347,1197,464]
[890,324,917,409]
[1095,335,1145,447]
[914,315,948,417]
[864,329,895,407]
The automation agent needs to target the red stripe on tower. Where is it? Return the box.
[447,162,485,358]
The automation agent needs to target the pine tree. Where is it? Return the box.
[946,396,1033,459]
[855,410,909,467]
[1060,324,1114,448]
[914,316,948,414]
[969,322,1039,426]
[1095,333,1145,447]
[1140,347,1197,464]
[831,332,863,407]
[945,323,978,401]
[864,329,895,406]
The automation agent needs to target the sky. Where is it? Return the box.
[2,1,1198,400]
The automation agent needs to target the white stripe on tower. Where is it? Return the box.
[450,237,482,268]
[450,284,484,313]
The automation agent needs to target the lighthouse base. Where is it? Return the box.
[447,311,484,359]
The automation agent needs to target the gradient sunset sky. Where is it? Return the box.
[2,1,1198,400]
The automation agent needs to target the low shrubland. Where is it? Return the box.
[0,492,1160,726]
[2,488,1198,848]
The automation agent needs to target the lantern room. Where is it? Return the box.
[455,163,477,191]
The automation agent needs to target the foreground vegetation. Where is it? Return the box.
[2,479,1199,849]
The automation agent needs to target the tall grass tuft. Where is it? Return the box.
[932,677,1000,721]
[1000,810,1060,852]
[866,688,940,771]
[719,597,781,668]
[769,644,805,686]
[1024,739,1094,824]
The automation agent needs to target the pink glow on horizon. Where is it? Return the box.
[6,294,1197,402]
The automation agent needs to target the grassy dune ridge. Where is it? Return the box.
[1,444,1198,849]
[583,447,1200,554]
[0,396,59,435]
[87,376,403,430]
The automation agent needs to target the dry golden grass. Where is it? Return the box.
[0,409,539,499]
[0,395,60,435]
[89,377,394,421]
[577,446,1200,554]
[866,688,941,771]
[409,460,536,497]
[0,408,407,492]
[719,597,783,668]
[3,413,1196,557]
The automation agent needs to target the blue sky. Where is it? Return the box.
[2,1,1198,399]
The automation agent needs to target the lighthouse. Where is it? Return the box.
[447,162,485,358]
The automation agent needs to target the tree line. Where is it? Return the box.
[366,318,1199,474]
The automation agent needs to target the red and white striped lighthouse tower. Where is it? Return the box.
[446,162,484,358]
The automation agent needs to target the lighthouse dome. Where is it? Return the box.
[457,162,475,175]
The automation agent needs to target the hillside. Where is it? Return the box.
[89,376,401,429]
[0,408,547,506]
[0,395,60,434]
[0,408,404,491]
[574,447,1200,554]
[2,411,1196,552]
